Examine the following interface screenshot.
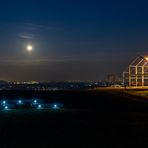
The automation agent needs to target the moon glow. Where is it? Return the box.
[27,45,33,51]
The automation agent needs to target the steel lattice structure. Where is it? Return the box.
[123,56,148,87]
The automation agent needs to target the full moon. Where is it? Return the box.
[27,45,33,51]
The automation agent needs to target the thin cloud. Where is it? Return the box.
[18,33,34,39]
[24,23,62,31]
[0,56,73,65]
[0,55,106,67]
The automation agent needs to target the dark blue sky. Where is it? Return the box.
[0,0,147,81]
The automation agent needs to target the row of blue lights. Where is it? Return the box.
[0,99,62,110]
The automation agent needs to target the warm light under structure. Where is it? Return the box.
[123,55,148,87]
[145,56,148,61]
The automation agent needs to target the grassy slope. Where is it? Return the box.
[0,90,148,147]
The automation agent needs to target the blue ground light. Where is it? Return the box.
[2,101,6,105]
[52,104,62,109]
[0,99,63,110]
[38,104,42,109]
[4,106,8,110]
[34,100,37,104]
[18,100,22,104]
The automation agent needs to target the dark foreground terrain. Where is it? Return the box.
[0,89,148,147]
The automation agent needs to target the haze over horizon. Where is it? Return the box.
[0,0,147,81]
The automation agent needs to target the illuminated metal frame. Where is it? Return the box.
[123,56,148,87]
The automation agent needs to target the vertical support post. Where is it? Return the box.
[123,72,125,85]
[135,66,138,87]
[129,65,131,86]
[142,66,144,87]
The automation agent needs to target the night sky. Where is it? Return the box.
[0,0,148,81]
